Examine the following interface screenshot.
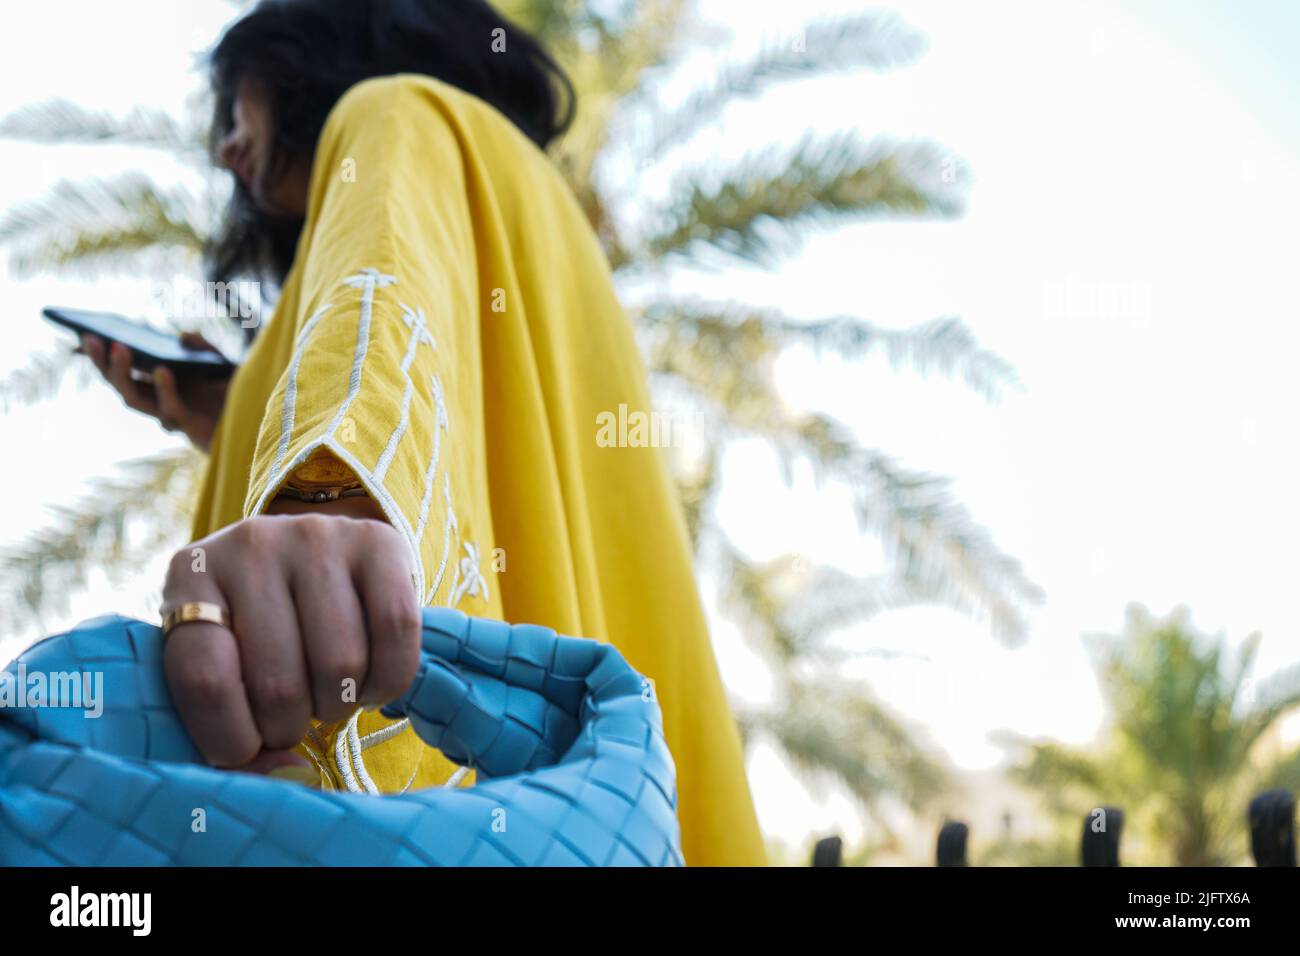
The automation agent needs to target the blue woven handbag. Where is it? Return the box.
[0,607,682,866]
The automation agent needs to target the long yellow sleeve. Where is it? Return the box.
[243,77,483,608]
[192,74,767,864]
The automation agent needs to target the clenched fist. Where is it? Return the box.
[160,512,421,769]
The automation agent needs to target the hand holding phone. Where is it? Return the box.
[46,306,235,452]
[80,333,231,453]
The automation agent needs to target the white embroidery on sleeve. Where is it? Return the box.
[270,302,333,477]
[373,303,435,484]
[328,268,396,440]
[449,541,489,607]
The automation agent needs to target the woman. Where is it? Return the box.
[77,0,764,866]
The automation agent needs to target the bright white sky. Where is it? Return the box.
[1,0,1298,851]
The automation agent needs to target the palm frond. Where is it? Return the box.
[0,348,89,413]
[1005,738,1111,817]
[0,449,202,632]
[642,133,966,266]
[498,0,594,52]
[775,566,938,656]
[0,175,207,277]
[647,13,927,155]
[747,676,949,811]
[761,413,1042,642]
[544,0,686,258]
[646,310,1038,640]
[596,0,687,101]
[640,300,1018,400]
[717,544,938,663]
[0,99,199,152]
[672,444,718,555]
[1240,657,1300,751]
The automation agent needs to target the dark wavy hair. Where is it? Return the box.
[205,0,575,332]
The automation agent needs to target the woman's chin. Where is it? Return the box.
[252,190,303,220]
[253,185,307,219]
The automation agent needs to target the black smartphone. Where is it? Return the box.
[43,306,236,379]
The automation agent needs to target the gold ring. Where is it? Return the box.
[161,601,232,637]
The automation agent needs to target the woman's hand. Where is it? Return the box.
[159,513,422,769]
[80,332,231,453]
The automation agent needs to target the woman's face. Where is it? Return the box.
[216,77,312,217]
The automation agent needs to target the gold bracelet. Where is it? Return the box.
[276,454,368,504]
[161,601,232,637]
[276,483,370,503]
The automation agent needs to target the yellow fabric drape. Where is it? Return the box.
[190,74,765,865]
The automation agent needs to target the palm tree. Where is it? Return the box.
[0,1,1039,817]
[1003,605,1300,866]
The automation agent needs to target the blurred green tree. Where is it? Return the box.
[1000,606,1300,866]
[0,1,1038,817]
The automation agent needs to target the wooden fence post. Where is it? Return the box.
[1249,790,1296,867]
[937,820,969,867]
[1081,806,1123,866]
[811,835,843,867]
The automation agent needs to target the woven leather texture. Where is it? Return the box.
[0,609,682,866]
